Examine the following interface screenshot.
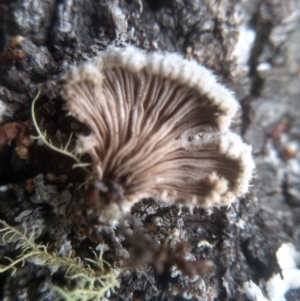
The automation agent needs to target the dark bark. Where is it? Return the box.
[0,0,300,300]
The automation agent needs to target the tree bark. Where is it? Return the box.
[0,0,300,300]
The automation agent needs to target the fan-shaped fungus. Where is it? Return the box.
[63,46,254,224]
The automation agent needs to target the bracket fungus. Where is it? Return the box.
[63,46,254,224]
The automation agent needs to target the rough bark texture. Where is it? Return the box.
[0,0,300,300]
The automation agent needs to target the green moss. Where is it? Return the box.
[31,90,91,172]
[0,220,119,301]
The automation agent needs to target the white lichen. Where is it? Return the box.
[241,243,300,301]
[267,243,300,301]
[0,99,7,122]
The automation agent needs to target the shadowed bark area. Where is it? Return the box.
[0,0,300,301]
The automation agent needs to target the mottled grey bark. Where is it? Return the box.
[0,0,300,300]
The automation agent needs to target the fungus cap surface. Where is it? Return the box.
[63,46,254,215]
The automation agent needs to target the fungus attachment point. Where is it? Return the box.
[63,46,254,225]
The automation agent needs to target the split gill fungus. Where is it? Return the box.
[63,46,255,225]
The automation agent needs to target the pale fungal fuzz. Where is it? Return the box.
[63,46,255,219]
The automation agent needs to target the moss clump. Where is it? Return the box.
[0,220,119,301]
